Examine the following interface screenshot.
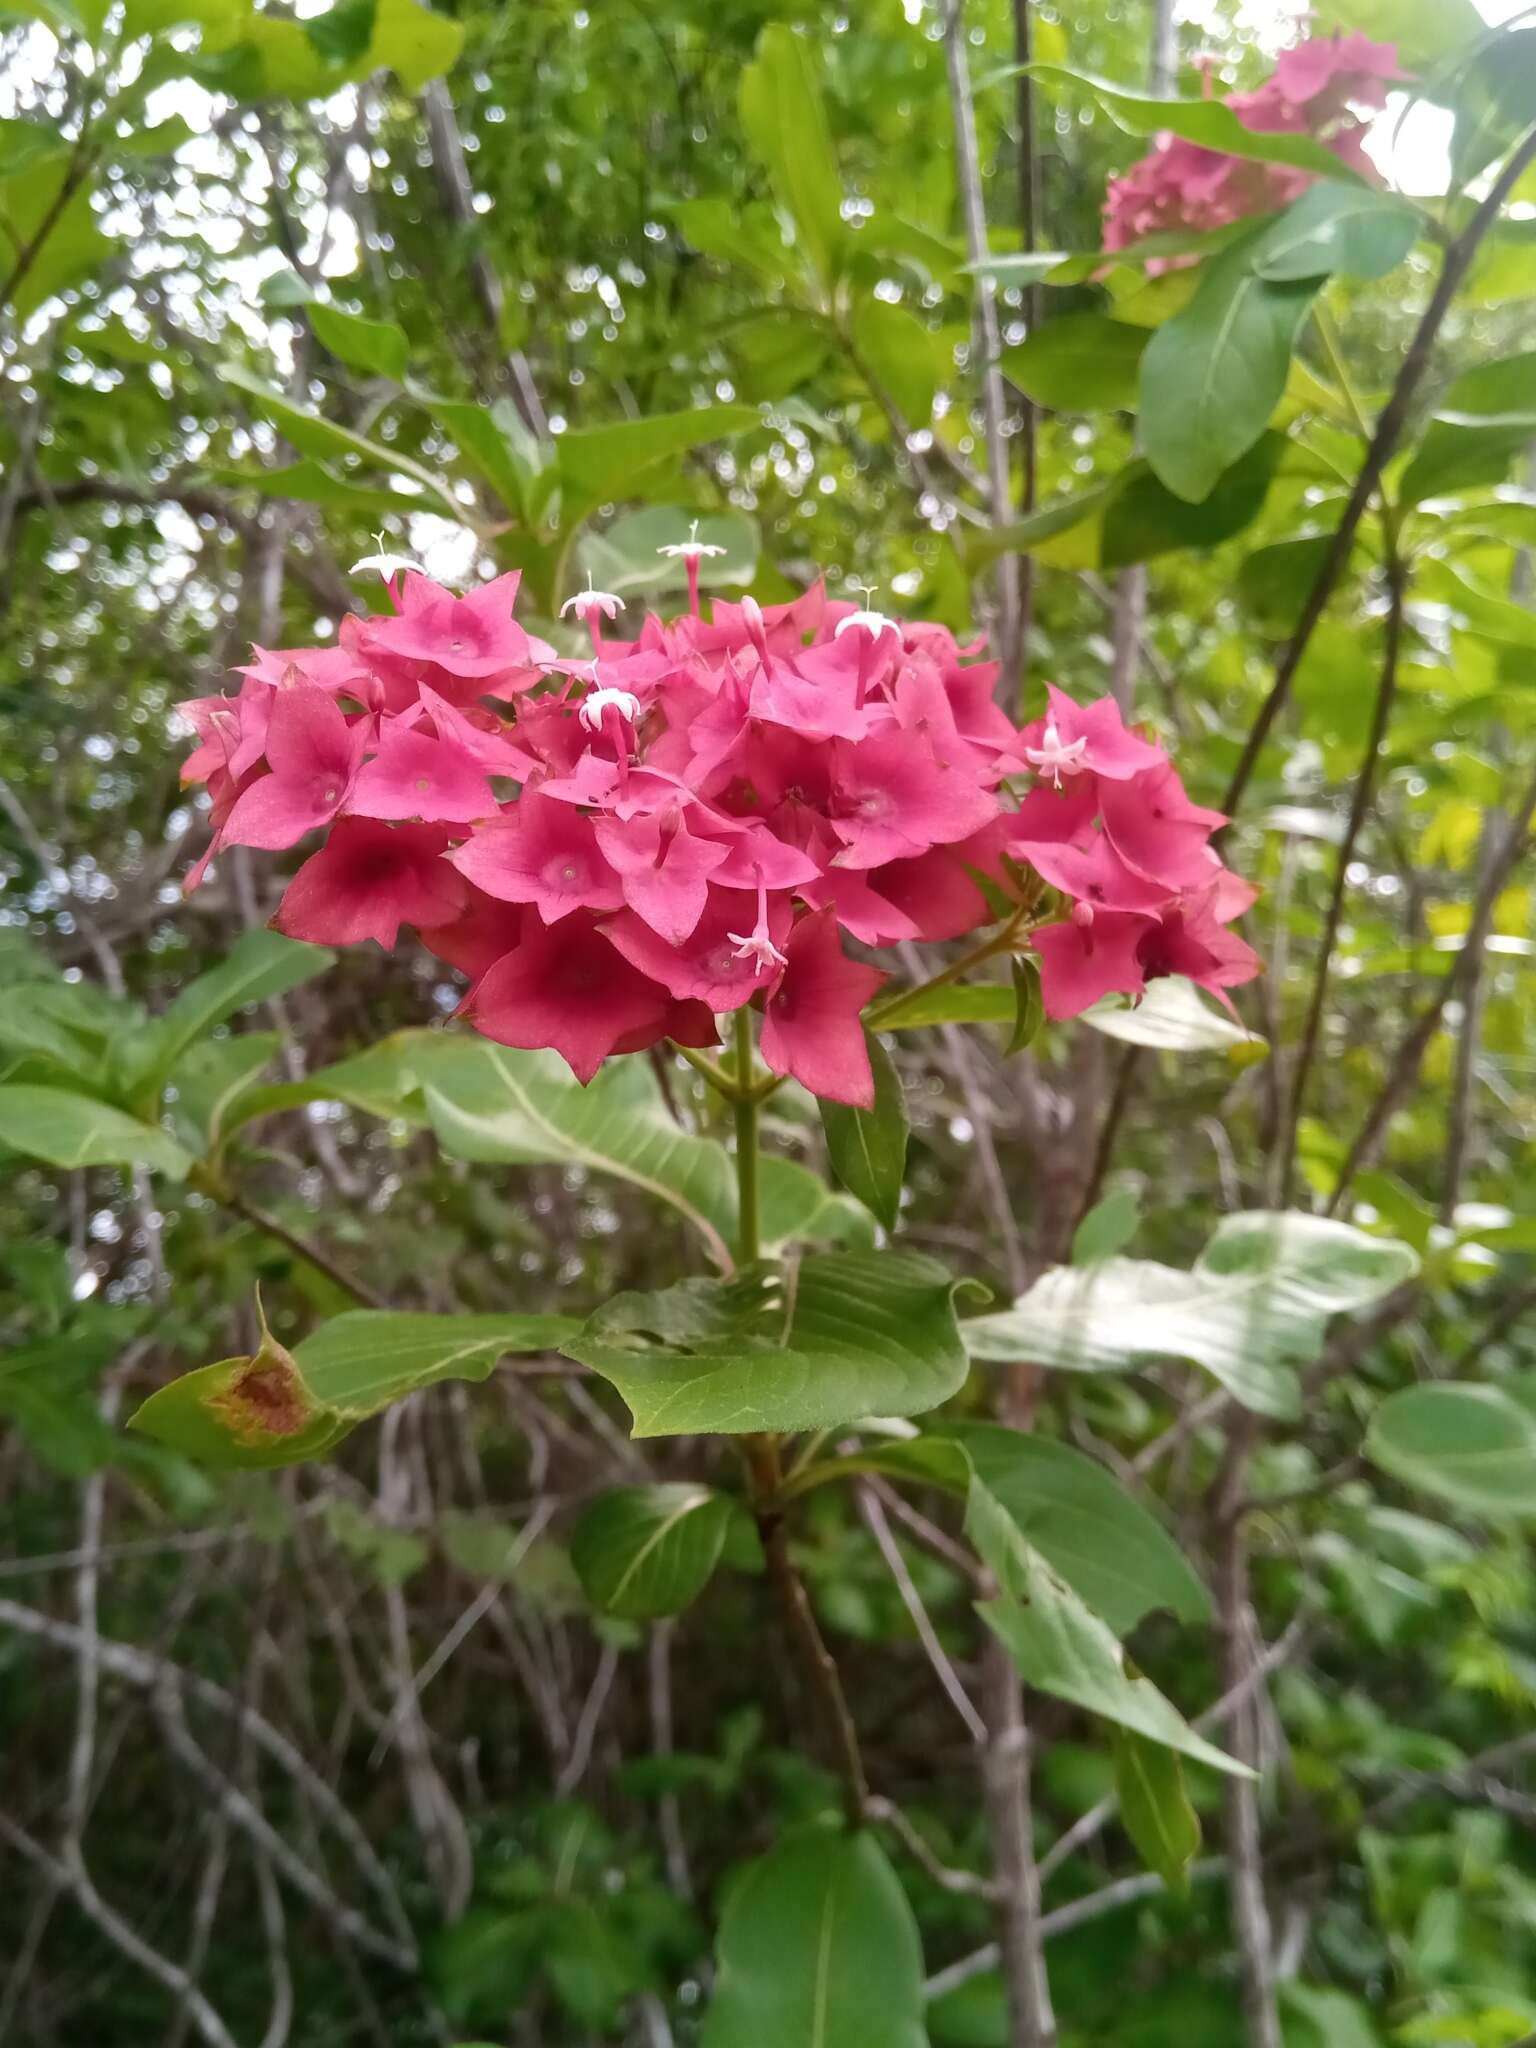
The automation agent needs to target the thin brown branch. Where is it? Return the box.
[1221,123,1536,822]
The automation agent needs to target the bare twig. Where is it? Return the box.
[1221,124,1536,822]
[858,1485,987,1745]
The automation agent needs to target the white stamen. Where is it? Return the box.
[578,686,642,733]
[1023,719,1089,789]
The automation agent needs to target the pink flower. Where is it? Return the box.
[760,908,886,1108]
[1103,32,1399,255]
[448,788,625,924]
[179,561,1258,1095]
[274,820,464,948]
[221,684,367,852]
[462,913,674,1084]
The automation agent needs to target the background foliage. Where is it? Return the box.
[2,0,1536,2044]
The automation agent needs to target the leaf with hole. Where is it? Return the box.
[563,1250,973,1438]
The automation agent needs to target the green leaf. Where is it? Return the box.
[1002,314,1147,412]
[222,365,463,518]
[1033,65,1372,181]
[570,1485,735,1619]
[968,1481,1248,1776]
[172,1031,282,1152]
[1114,1729,1202,1895]
[849,299,949,425]
[128,929,334,1095]
[0,149,111,320]
[1399,353,1536,505]
[563,1249,972,1439]
[129,1310,577,1468]
[1325,0,1483,68]
[416,1037,738,1268]
[309,302,409,380]
[819,1031,908,1232]
[557,406,759,519]
[1251,181,1420,283]
[964,1212,1418,1419]
[702,1825,927,2048]
[1366,1380,1536,1517]
[1140,227,1319,503]
[362,0,462,90]
[874,983,1016,1031]
[738,25,847,293]
[0,981,112,1081]
[1072,1186,1142,1267]
[1005,955,1045,1057]
[944,1422,1211,1633]
[1099,436,1279,569]
[0,1085,192,1179]
[1080,976,1257,1052]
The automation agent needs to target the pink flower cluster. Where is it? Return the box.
[1103,32,1398,253]
[178,563,1258,1107]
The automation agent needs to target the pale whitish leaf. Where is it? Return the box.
[563,1250,972,1438]
[417,1036,738,1267]
[1114,1729,1202,1894]
[944,1422,1210,1632]
[129,1311,576,1468]
[964,1213,1418,1419]
[1366,1379,1536,1517]
[702,1826,926,2048]
[968,1480,1249,1776]
[571,1485,735,1619]
[0,1085,193,1180]
[1081,976,1255,1052]
[819,1031,907,1232]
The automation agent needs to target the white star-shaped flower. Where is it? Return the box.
[1023,720,1089,788]
[834,607,900,643]
[657,520,728,562]
[561,587,625,624]
[578,686,642,733]
[351,548,420,580]
[728,926,789,976]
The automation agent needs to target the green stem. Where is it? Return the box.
[732,1008,760,1268]
[866,904,1046,1030]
